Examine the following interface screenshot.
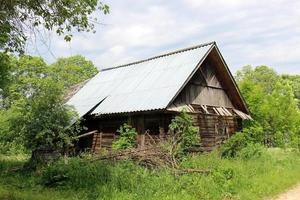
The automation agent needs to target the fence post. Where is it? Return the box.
[140,134,145,149]
[159,127,165,139]
[99,132,103,150]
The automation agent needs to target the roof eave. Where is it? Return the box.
[212,44,250,114]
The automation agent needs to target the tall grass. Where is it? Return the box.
[1,148,300,200]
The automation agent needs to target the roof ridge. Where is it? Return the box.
[101,41,216,72]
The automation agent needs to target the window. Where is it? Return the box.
[144,118,160,135]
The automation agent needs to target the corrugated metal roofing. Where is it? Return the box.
[66,42,215,117]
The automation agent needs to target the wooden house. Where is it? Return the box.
[67,42,251,152]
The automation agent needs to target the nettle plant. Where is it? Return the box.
[112,123,137,151]
[168,112,200,157]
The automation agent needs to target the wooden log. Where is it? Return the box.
[140,134,145,149]
[159,127,165,138]
[75,130,98,139]
[174,168,211,176]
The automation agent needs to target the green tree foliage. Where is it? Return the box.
[168,112,199,156]
[236,65,278,94]
[112,123,137,151]
[49,55,98,89]
[220,125,264,159]
[236,66,300,148]
[5,56,48,105]
[0,54,97,157]
[0,53,16,104]
[6,78,79,153]
[0,0,109,53]
[0,54,98,108]
[282,74,300,107]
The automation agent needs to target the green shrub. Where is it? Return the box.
[168,112,199,157]
[220,132,248,158]
[112,123,137,151]
[0,141,27,155]
[237,143,265,160]
[40,157,112,188]
[242,123,265,144]
[220,125,266,159]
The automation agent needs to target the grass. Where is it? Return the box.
[1,148,300,200]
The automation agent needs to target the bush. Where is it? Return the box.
[237,143,265,160]
[220,128,266,159]
[168,112,199,157]
[220,132,248,158]
[0,141,27,155]
[112,123,137,151]
[40,157,112,188]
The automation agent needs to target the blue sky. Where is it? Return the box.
[26,0,300,74]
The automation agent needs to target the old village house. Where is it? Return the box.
[67,42,251,152]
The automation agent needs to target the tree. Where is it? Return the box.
[0,0,109,53]
[265,81,300,147]
[0,55,98,160]
[0,54,97,108]
[9,77,78,150]
[5,77,80,167]
[49,55,98,89]
[0,71,80,159]
[282,74,300,107]
[236,65,300,148]
[0,53,16,105]
[0,55,49,109]
[236,65,278,94]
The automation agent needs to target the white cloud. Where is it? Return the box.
[26,0,300,74]
[184,0,248,8]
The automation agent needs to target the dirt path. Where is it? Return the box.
[274,184,300,200]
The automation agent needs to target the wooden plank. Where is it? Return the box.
[159,127,165,138]
[200,105,210,114]
[222,107,232,116]
[213,107,221,115]
[140,134,145,149]
[75,130,98,139]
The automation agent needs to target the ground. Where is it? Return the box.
[275,184,300,200]
[1,148,300,200]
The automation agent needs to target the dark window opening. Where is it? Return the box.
[145,118,160,135]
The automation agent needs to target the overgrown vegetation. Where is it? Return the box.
[218,66,300,160]
[112,123,138,151]
[1,0,299,198]
[220,131,265,159]
[235,66,300,149]
[1,149,300,200]
[1,56,300,199]
[169,112,199,153]
[167,112,199,161]
[0,54,98,163]
[108,113,199,168]
[5,77,79,164]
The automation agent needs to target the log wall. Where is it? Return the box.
[86,112,241,153]
[191,114,241,151]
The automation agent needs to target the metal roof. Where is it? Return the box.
[66,42,215,117]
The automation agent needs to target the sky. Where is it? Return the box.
[26,0,300,74]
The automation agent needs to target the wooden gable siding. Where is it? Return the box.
[171,57,243,151]
[207,47,248,113]
[173,60,233,108]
